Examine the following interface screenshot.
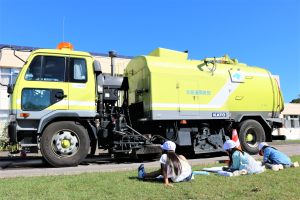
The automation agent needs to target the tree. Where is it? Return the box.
[290,94,300,103]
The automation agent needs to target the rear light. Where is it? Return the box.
[180,120,187,125]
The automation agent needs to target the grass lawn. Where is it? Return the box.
[0,156,299,200]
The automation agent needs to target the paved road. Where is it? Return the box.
[0,144,299,178]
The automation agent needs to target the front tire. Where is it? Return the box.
[40,121,90,167]
[239,120,265,155]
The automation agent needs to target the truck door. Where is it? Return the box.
[18,55,69,120]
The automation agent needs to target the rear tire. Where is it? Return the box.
[40,121,90,167]
[239,120,265,155]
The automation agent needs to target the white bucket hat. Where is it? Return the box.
[223,140,237,151]
[259,142,268,151]
[161,141,176,151]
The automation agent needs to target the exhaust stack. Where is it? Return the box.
[108,50,117,76]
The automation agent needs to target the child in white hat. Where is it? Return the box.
[138,141,192,187]
[223,140,264,175]
[258,142,299,171]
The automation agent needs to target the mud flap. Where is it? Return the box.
[8,122,17,143]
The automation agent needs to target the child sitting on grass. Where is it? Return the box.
[138,141,192,187]
[222,140,265,175]
[258,142,299,171]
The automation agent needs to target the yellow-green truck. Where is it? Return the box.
[3,44,284,167]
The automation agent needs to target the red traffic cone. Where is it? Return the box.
[232,129,242,150]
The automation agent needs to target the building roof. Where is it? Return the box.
[0,44,131,75]
[282,103,300,115]
[0,44,134,59]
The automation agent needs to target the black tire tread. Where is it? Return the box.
[239,119,265,155]
[40,121,90,167]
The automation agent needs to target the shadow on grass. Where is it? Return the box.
[128,176,163,184]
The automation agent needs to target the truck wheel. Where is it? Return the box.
[40,121,90,167]
[239,120,265,155]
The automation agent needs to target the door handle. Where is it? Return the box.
[55,92,67,99]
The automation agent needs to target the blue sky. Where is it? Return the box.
[0,0,299,102]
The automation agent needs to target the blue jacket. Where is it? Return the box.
[263,147,292,165]
[230,150,264,174]
[230,150,248,171]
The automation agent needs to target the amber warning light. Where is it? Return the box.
[20,113,30,118]
[57,42,73,50]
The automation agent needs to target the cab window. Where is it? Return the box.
[25,56,66,82]
[21,89,51,111]
[69,58,87,83]
[21,88,65,111]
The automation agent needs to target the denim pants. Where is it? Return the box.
[265,162,291,169]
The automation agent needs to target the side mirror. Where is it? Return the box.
[7,84,14,94]
[93,60,102,76]
[97,74,104,94]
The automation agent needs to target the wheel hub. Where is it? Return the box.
[61,139,71,148]
[246,133,254,142]
[245,129,258,147]
[53,131,79,156]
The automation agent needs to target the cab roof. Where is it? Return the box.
[32,48,92,57]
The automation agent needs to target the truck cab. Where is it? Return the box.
[8,43,98,166]
[7,43,155,167]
